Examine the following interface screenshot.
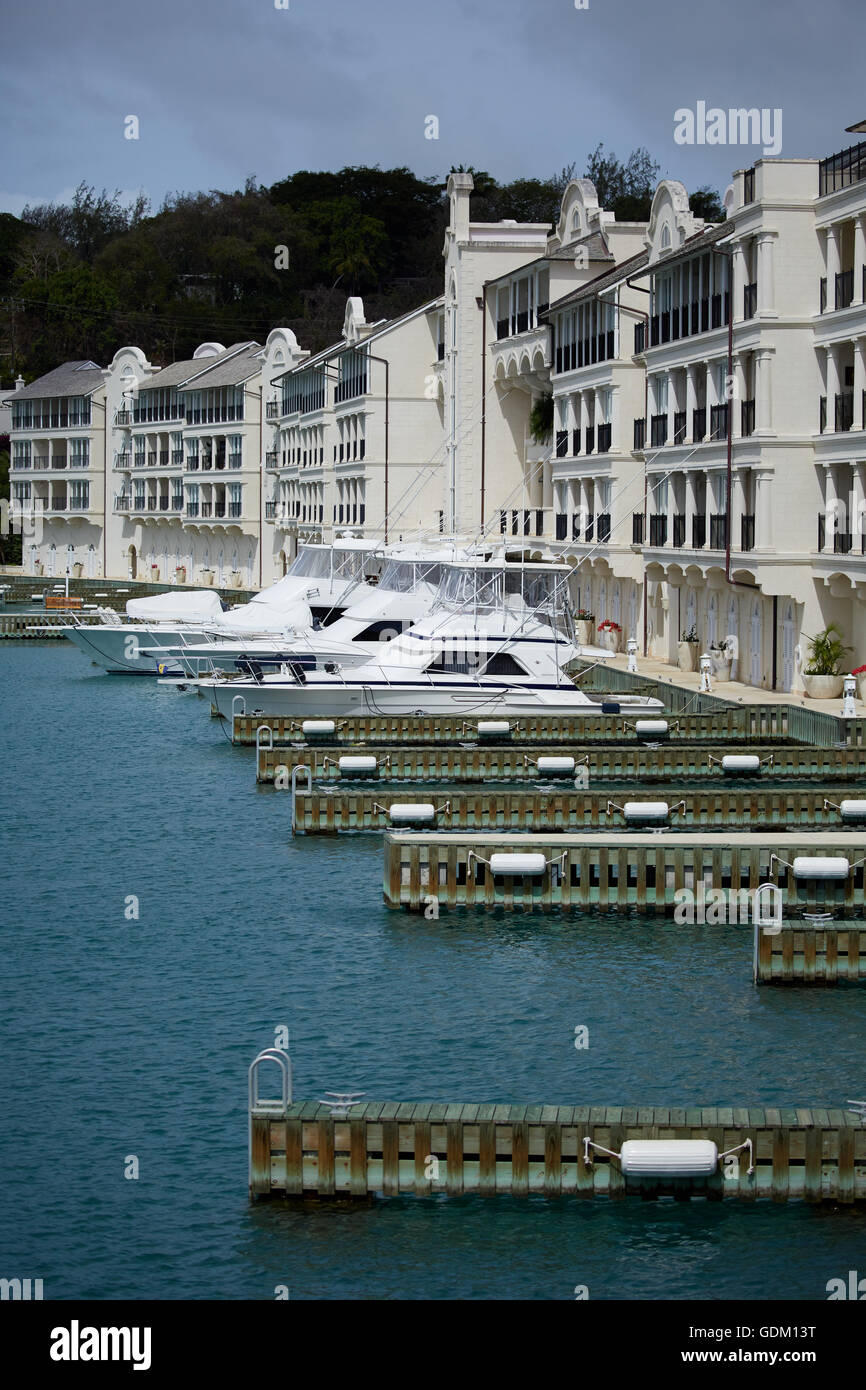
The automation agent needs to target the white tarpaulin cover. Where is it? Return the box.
[126,591,226,623]
[215,598,312,633]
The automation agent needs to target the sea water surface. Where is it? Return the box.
[1,643,864,1300]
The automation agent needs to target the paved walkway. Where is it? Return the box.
[599,649,866,715]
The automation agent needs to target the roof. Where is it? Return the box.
[177,344,263,391]
[272,299,443,382]
[484,233,613,289]
[6,360,105,400]
[545,247,651,313]
[143,342,262,392]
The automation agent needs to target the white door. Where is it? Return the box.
[781,603,795,692]
[48,544,56,577]
[749,599,763,687]
[87,544,96,578]
[29,544,37,575]
[707,593,718,649]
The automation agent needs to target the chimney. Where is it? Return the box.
[446,172,473,243]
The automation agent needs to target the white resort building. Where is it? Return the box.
[5,124,866,688]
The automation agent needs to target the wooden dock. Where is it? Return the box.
[755,923,866,983]
[234,708,798,747]
[383,831,866,913]
[257,741,864,784]
[291,785,866,835]
[250,1096,866,1202]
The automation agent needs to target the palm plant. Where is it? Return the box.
[804,624,851,676]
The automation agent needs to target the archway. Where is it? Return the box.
[128,544,137,580]
[48,544,57,578]
[749,599,763,687]
[87,544,96,579]
[781,602,796,692]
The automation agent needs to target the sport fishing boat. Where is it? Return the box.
[58,537,383,674]
[141,546,473,677]
[197,561,663,720]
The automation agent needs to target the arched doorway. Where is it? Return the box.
[707,593,718,649]
[29,544,38,575]
[128,545,137,580]
[48,544,56,577]
[87,544,96,578]
[66,543,75,576]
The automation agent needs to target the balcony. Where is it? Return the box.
[672,514,686,548]
[33,456,50,469]
[649,514,667,547]
[741,399,755,437]
[147,452,157,466]
[835,269,854,311]
[743,282,757,320]
[597,423,612,454]
[709,514,728,549]
[266,451,279,468]
[496,318,510,341]
[740,514,755,551]
[172,450,184,465]
[633,418,646,451]
[673,411,687,445]
[134,455,146,468]
[186,457,199,470]
[115,410,131,427]
[819,140,866,196]
[186,504,199,518]
[266,401,279,420]
[710,403,729,441]
[692,515,706,549]
[159,498,171,511]
[114,495,131,512]
[265,500,277,519]
[650,414,668,448]
[214,502,226,518]
[228,501,242,518]
[201,502,212,518]
[692,408,707,441]
[632,513,644,545]
[228,454,242,469]
[146,498,157,511]
[835,392,854,432]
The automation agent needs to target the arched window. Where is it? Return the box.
[660,222,672,250]
[571,208,581,235]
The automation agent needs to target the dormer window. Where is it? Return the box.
[571,208,582,235]
[660,223,672,251]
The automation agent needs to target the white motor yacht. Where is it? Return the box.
[197,561,663,720]
[58,537,383,674]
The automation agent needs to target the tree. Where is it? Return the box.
[689,185,726,222]
[21,182,150,261]
[584,144,660,220]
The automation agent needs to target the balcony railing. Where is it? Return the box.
[172,450,184,465]
[228,501,242,518]
[115,410,131,426]
[228,454,242,469]
[499,508,547,538]
[214,502,226,518]
[265,401,279,420]
[265,500,277,519]
[709,514,728,549]
[201,502,212,518]
[555,513,567,541]
[597,423,612,454]
[596,513,611,542]
[186,457,199,470]
[186,504,199,518]
[266,451,279,468]
[741,514,755,551]
[835,269,854,311]
[819,396,827,433]
[649,514,667,547]
[650,414,667,448]
[585,426,595,455]
[556,430,568,458]
[673,411,687,444]
[632,513,644,545]
[146,498,157,511]
[634,321,646,354]
[692,408,706,441]
[741,399,755,437]
[710,403,729,441]
[819,140,866,196]
[571,429,580,456]
[836,392,854,432]
[692,515,706,549]
[743,282,757,319]
[820,277,828,314]
[672,514,686,548]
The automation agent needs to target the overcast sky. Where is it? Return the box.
[1,0,862,216]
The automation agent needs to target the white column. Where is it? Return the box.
[592,388,603,453]
[579,392,590,453]
[578,478,588,538]
[755,470,774,550]
[666,369,677,444]
[609,386,621,454]
[732,353,746,438]
[823,466,836,553]
[685,364,698,443]
[826,344,841,430]
[853,216,866,307]
[704,361,714,439]
[853,462,866,551]
[854,336,866,431]
[685,470,697,548]
[825,224,841,310]
[754,349,774,435]
[756,232,777,316]
[732,241,747,323]
[732,468,746,545]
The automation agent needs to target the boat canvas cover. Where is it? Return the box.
[215,597,312,633]
[125,591,225,622]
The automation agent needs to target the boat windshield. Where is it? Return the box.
[286,545,373,583]
[377,559,444,593]
[434,565,575,640]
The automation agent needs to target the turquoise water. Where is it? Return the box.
[1,643,865,1301]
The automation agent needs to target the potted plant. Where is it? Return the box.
[150,564,160,581]
[597,618,622,653]
[678,624,699,672]
[852,663,866,703]
[231,569,243,590]
[33,561,43,576]
[802,624,850,699]
[575,609,595,646]
[201,568,215,585]
[175,565,186,584]
[72,561,84,579]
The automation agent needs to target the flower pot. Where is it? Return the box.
[231,571,243,590]
[175,566,186,584]
[150,565,160,581]
[677,640,699,672]
[72,562,83,578]
[576,619,594,647]
[802,673,844,699]
[857,674,866,704]
[597,628,620,653]
[33,562,43,576]
[201,569,214,585]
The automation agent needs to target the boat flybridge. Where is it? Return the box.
[59,537,385,674]
[198,559,664,720]
[143,544,483,677]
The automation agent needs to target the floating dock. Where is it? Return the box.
[291,785,865,835]
[249,1095,866,1203]
[755,922,866,983]
[257,741,864,784]
[383,831,866,913]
